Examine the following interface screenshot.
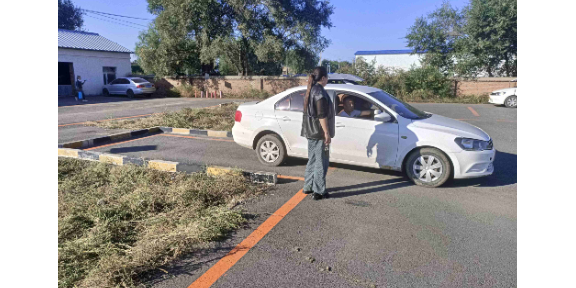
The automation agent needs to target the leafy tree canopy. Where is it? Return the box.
[58,0,83,30]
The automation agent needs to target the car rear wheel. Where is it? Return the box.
[405,148,452,188]
[256,134,287,167]
[103,89,110,96]
[127,90,135,99]
[504,95,517,108]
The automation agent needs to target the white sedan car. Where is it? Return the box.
[489,87,517,108]
[232,85,495,187]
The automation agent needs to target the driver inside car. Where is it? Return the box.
[338,97,373,118]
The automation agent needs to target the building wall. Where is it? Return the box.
[355,53,424,71]
[58,48,131,96]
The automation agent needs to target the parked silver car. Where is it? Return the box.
[102,77,156,98]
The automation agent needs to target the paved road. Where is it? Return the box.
[58,96,245,143]
[83,103,517,287]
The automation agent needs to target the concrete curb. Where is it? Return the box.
[159,127,232,138]
[58,148,276,185]
[58,127,161,149]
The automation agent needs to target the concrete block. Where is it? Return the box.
[148,160,178,172]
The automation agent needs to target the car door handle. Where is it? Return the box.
[282,116,291,122]
[336,122,345,128]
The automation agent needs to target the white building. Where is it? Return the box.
[354,49,425,71]
[58,29,132,96]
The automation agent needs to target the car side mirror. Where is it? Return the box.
[374,112,392,122]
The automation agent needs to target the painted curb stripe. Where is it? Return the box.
[99,154,124,165]
[207,131,229,138]
[148,160,178,172]
[188,189,307,288]
[172,128,191,135]
[58,148,79,158]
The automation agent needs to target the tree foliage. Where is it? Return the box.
[320,59,351,73]
[406,0,517,77]
[58,0,83,30]
[137,0,334,76]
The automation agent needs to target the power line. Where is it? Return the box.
[84,14,144,30]
[81,9,153,21]
[84,10,149,28]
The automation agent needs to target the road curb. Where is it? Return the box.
[159,127,232,138]
[58,127,161,149]
[57,148,276,185]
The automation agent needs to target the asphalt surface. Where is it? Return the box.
[80,103,517,287]
[58,96,245,144]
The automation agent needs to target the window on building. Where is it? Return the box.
[103,67,117,85]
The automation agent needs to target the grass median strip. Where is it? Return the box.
[85,103,239,131]
[58,158,266,288]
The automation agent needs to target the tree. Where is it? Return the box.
[58,0,83,30]
[406,1,465,75]
[461,0,517,77]
[286,48,319,74]
[138,0,334,76]
[321,59,350,73]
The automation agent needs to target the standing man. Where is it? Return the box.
[75,75,86,101]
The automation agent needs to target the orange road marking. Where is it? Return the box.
[277,175,305,181]
[160,134,235,143]
[84,135,159,151]
[467,107,480,117]
[327,166,337,176]
[188,189,307,288]
[58,113,158,127]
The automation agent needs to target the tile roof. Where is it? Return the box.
[58,29,132,53]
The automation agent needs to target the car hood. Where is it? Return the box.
[411,114,490,141]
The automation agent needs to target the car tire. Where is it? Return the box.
[405,147,452,188]
[504,95,517,108]
[103,89,110,96]
[256,134,287,167]
[127,90,135,99]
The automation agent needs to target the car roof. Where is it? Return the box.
[286,84,381,94]
[327,73,364,82]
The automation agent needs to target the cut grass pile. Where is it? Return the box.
[86,103,239,131]
[58,158,265,288]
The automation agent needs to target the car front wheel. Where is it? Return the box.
[256,134,287,166]
[103,89,110,96]
[127,90,135,98]
[405,148,452,188]
[504,95,517,108]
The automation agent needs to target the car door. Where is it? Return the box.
[329,92,399,169]
[107,79,120,94]
[119,78,130,94]
[274,90,308,157]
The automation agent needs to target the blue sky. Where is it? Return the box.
[74,0,470,62]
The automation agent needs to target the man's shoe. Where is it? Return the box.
[303,190,313,194]
[312,193,323,200]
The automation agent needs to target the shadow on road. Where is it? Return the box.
[447,150,517,188]
[328,178,411,199]
[58,95,160,107]
[109,145,158,154]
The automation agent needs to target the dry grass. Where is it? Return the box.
[403,94,489,104]
[58,158,266,288]
[86,104,239,131]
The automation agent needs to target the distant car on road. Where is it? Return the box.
[327,73,363,85]
[232,84,495,188]
[103,77,156,98]
[489,87,517,108]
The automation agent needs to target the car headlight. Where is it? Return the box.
[454,138,493,151]
[491,92,500,96]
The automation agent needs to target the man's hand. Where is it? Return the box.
[324,132,331,145]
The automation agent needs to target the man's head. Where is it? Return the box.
[77,76,81,80]
[343,97,355,113]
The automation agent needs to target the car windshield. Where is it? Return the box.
[368,90,430,119]
[131,78,148,83]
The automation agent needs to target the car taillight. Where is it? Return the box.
[137,84,145,88]
[235,110,242,122]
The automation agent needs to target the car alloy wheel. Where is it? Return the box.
[260,141,279,163]
[255,134,287,166]
[405,147,452,188]
[505,96,517,108]
[413,155,443,183]
[127,90,135,98]
[103,89,109,96]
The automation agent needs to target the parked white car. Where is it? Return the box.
[102,77,156,98]
[489,87,517,108]
[232,84,495,187]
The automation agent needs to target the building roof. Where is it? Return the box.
[58,29,132,53]
[354,49,426,56]
[327,73,364,82]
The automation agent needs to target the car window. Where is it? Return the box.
[335,93,387,121]
[123,79,132,84]
[109,79,120,85]
[131,78,148,83]
[290,91,305,112]
[368,90,429,119]
[275,95,290,111]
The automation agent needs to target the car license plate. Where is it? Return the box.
[146,85,151,88]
